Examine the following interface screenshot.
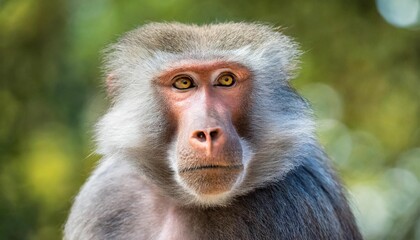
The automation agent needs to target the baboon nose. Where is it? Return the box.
[192,128,220,142]
[190,128,225,154]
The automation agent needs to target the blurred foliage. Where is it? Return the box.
[1,0,419,239]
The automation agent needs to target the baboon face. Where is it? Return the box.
[156,61,253,199]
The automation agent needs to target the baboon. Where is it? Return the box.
[65,22,362,240]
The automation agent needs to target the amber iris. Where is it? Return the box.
[173,76,194,89]
[217,74,235,87]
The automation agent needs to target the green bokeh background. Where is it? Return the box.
[1,0,419,239]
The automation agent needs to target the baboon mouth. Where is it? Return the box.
[180,164,243,173]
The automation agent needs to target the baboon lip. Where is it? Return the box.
[179,164,243,173]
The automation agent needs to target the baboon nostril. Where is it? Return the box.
[210,130,219,139]
[196,131,206,142]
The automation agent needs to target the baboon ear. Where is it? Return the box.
[105,73,117,96]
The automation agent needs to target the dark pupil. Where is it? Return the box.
[182,79,188,85]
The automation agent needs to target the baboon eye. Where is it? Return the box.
[216,73,236,87]
[173,76,194,90]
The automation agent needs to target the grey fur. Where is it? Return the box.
[64,22,362,240]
